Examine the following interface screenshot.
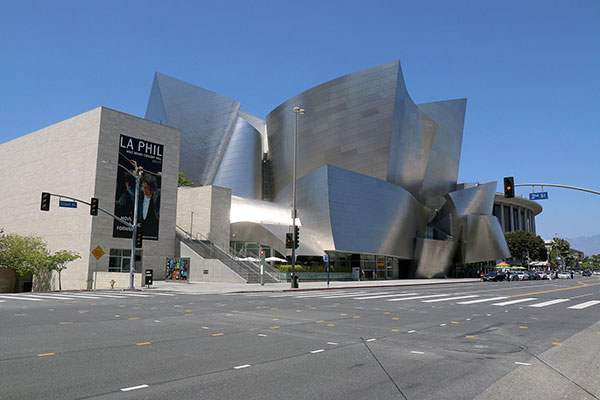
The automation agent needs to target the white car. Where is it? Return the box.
[557,272,571,279]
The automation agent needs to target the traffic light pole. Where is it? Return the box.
[129,172,141,290]
[514,183,600,196]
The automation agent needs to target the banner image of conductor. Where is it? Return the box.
[113,134,163,240]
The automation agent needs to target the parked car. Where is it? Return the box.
[582,270,593,277]
[507,272,519,281]
[517,272,530,280]
[557,272,571,279]
[529,272,542,280]
[483,271,506,282]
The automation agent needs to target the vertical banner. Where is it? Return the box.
[113,135,164,240]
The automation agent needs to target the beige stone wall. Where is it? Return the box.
[0,107,181,290]
[176,185,231,250]
[180,242,245,283]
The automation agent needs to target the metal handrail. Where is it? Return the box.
[175,225,280,282]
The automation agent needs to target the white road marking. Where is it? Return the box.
[568,300,600,309]
[121,384,149,392]
[152,293,176,296]
[89,294,131,298]
[154,320,161,323]
[440,323,447,326]
[318,292,381,299]
[114,293,151,297]
[387,294,449,302]
[457,297,508,304]
[0,300,4,302]
[515,362,531,366]
[354,292,417,300]
[493,298,538,306]
[407,330,416,333]
[422,295,479,303]
[57,294,102,299]
[466,318,471,321]
[310,349,325,354]
[528,299,570,308]
[258,334,267,337]
[25,294,77,300]
[0,295,43,301]
[411,351,424,354]
[366,338,376,342]
[327,342,338,345]
[234,364,251,369]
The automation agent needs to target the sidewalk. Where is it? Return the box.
[142,278,482,295]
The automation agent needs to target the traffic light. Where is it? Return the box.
[90,197,99,216]
[503,177,515,198]
[135,231,143,248]
[285,233,293,249]
[40,192,51,211]
[294,226,300,249]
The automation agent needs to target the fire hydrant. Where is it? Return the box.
[110,279,116,289]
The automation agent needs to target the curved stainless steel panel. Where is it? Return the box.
[461,215,511,263]
[414,238,457,278]
[418,99,466,209]
[145,73,240,187]
[266,61,401,199]
[386,71,438,199]
[278,165,430,258]
[213,116,262,199]
[446,181,497,216]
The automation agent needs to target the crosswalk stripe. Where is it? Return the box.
[528,299,570,308]
[58,294,102,299]
[113,293,151,297]
[422,295,479,303]
[290,291,368,298]
[492,298,537,306]
[319,291,391,299]
[0,295,43,301]
[457,297,508,304]
[318,292,382,299]
[24,294,76,300]
[152,293,176,296]
[387,294,449,302]
[568,300,600,309]
[354,292,418,300]
[87,293,130,298]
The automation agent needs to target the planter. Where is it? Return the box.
[0,268,17,293]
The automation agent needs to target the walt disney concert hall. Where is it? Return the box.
[146,60,511,279]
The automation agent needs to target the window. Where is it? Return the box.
[493,204,501,224]
[109,249,142,273]
[503,206,511,232]
[513,208,520,231]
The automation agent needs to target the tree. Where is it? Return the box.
[550,237,571,268]
[178,172,194,187]
[504,231,547,264]
[45,250,80,291]
[0,231,80,291]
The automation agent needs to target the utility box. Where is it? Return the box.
[144,269,153,286]
[352,267,361,281]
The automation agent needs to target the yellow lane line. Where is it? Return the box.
[451,321,459,324]
[136,342,151,346]
[184,314,193,316]
[270,326,280,329]
[352,316,360,319]
[509,278,600,298]
[59,322,72,325]
[552,342,562,346]
[466,335,475,339]
[212,333,225,336]
[128,317,139,320]
[37,353,55,357]
[519,326,528,329]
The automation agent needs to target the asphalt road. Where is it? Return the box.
[1,277,599,400]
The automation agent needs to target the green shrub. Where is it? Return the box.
[273,264,352,273]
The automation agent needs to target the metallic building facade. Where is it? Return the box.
[146,61,526,278]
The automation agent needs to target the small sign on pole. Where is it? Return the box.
[59,200,78,208]
[529,192,549,200]
[91,246,105,260]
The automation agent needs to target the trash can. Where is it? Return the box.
[144,269,153,286]
[352,267,361,281]
[291,274,299,288]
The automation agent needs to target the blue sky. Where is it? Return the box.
[1,0,599,240]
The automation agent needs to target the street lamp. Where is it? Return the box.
[291,106,305,288]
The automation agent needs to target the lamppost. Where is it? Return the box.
[291,106,305,288]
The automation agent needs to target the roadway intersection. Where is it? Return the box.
[1,278,599,399]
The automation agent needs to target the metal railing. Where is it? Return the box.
[175,225,280,283]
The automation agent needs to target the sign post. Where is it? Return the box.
[91,246,105,290]
[260,249,265,286]
[323,255,330,287]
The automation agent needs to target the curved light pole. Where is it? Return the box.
[291,106,305,288]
